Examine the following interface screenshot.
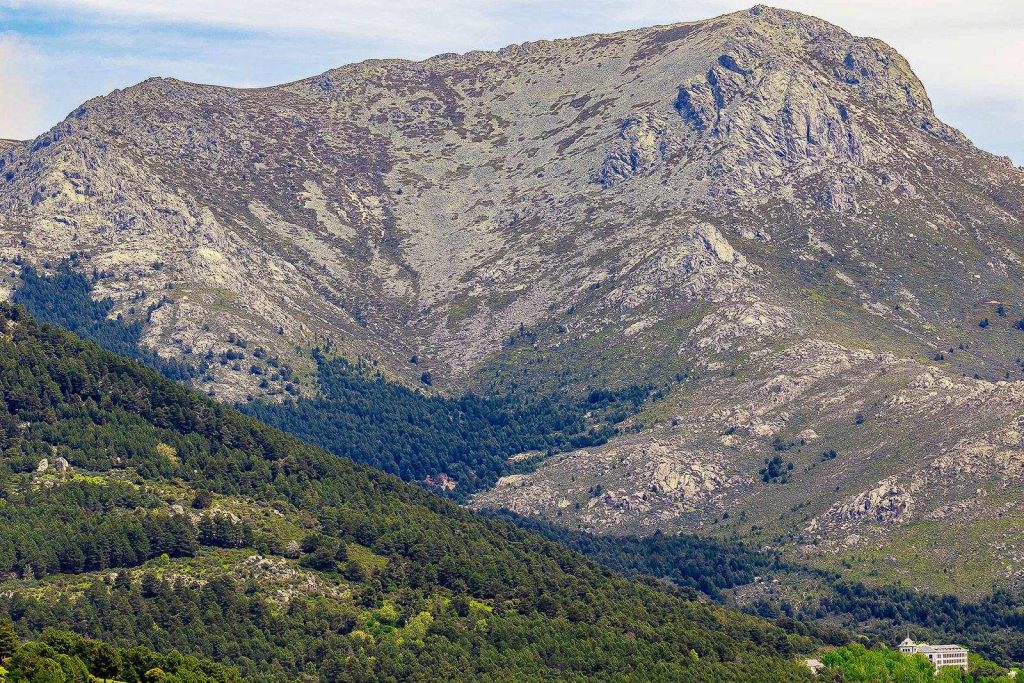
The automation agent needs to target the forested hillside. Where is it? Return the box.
[0,305,816,681]
[13,261,202,383]
[0,621,240,683]
[241,353,648,497]
[18,263,1024,670]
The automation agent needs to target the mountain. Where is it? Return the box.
[0,305,819,681]
[3,4,1024,592]
[8,4,1018,397]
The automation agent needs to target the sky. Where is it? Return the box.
[0,0,1021,164]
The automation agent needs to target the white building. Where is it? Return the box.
[898,637,968,672]
[804,658,824,675]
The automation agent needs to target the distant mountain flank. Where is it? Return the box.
[3,4,1024,591]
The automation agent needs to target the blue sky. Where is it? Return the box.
[1,0,1021,164]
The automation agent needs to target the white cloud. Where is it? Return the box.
[0,33,44,140]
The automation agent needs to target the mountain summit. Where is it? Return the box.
[2,6,1024,588]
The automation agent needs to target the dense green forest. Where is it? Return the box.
[0,621,240,682]
[14,262,646,498]
[485,510,815,601]
[0,305,817,681]
[242,353,648,497]
[803,583,1024,667]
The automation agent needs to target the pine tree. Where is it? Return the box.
[82,639,121,682]
[0,617,19,659]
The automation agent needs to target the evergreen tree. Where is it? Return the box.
[0,617,18,659]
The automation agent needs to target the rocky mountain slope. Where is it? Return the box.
[474,341,1024,594]
[3,5,1024,589]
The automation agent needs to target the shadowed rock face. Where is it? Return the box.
[2,6,1024,586]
